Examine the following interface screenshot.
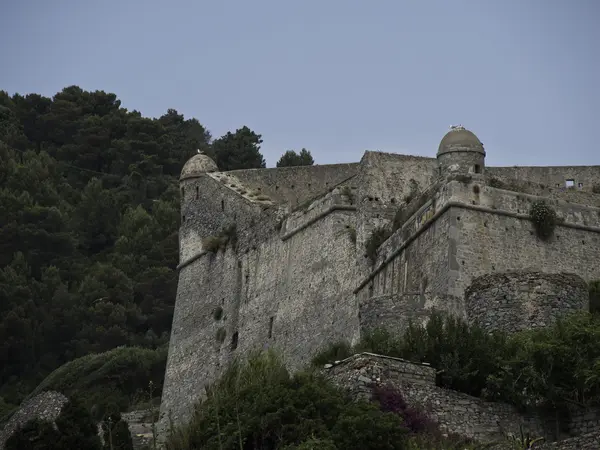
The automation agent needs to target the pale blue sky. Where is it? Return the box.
[1,0,598,167]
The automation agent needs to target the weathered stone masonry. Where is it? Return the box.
[159,127,600,445]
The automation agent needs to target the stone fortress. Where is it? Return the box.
[159,126,600,445]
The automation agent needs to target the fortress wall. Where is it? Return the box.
[441,179,600,296]
[225,163,359,207]
[179,174,268,263]
[356,209,463,333]
[159,247,242,430]
[356,152,438,206]
[282,186,357,237]
[236,207,360,373]
[359,292,464,334]
[354,152,439,276]
[452,206,600,297]
[161,206,360,432]
[488,165,600,193]
[486,175,600,207]
[465,272,589,333]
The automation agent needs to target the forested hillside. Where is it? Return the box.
[0,85,267,410]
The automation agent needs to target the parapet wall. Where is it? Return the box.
[282,184,357,240]
[487,165,600,194]
[465,272,589,333]
[226,163,359,207]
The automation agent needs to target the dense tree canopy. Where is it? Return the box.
[0,86,263,411]
[212,126,266,171]
[276,148,314,167]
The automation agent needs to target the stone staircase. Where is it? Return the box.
[122,410,156,450]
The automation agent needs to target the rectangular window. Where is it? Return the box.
[578,182,583,188]
[231,331,239,350]
[268,317,274,338]
[566,179,575,188]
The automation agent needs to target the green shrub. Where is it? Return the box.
[312,341,353,366]
[529,200,558,240]
[203,224,238,253]
[592,183,600,194]
[101,409,134,450]
[165,350,411,450]
[365,226,391,264]
[316,312,509,398]
[486,311,600,413]
[341,186,355,204]
[202,235,228,253]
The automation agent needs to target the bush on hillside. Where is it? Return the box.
[486,311,600,412]
[27,346,167,413]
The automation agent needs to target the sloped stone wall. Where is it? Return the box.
[539,430,600,449]
[321,353,549,444]
[0,391,68,449]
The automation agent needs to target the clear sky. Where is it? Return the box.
[1,0,598,167]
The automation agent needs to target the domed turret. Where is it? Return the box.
[436,125,485,177]
[180,151,218,181]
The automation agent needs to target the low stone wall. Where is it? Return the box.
[322,353,551,444]
[323,352,435,401]
[465,272,589,333]
[0,391,68,449]
[567,407,600,437]
[539,430,600,450]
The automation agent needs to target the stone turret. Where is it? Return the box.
[437,125,485,177]
[178,151,219,263]
[180,150,218,181]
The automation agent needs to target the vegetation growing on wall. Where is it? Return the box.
[341,185,355,204]
[314,310,600,424]
[203,224,238,253]
[365,226,392,264]
[529,200,558,240]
